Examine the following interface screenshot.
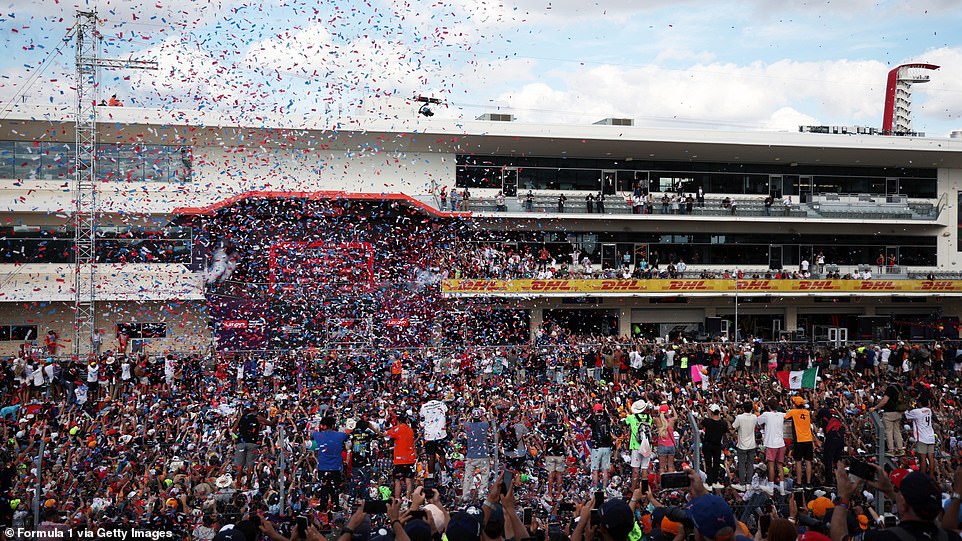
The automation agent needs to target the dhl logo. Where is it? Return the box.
[859,281,897,291]
[530,280,575,292]
[667,280,709,291]
[599,280,648,291]
[738,280,774,291]
[797,280,841,290]
[920,281,959,291]
[452,280,509,292]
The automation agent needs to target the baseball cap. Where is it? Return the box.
[593,403,604,412]
[708,404,721,413]
[471,408,482,419]
[405,519,433,541]
[792,396,805,406]
[808,496,835,518]
[899,471,942,520]
[445,509,482,541]
[797,532,832,541]
[889,468,912,489]
[686,495,736,540]
[599,498,637,540]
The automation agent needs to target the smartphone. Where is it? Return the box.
[793,491,804,507]
[409,510,427,521]
[590,509,601,525]
[548,522,561,536]
[759,515,772,538]
[558,502,575,514]
[363,500,388,514]
[884,515,897,528]
[641,479,650,494]
[848,459,877,481]
[660,472,691,490]
[501,470,515,495]
[424,478,436,500]
[594,490,605,509]
[296,516,308,537]
[523,508,533,525]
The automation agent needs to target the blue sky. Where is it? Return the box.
[1,0,961,135]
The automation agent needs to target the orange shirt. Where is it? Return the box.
[784,408,814,442]
[386,424,416,465]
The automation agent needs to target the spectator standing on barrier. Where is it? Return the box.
[233,403,272,489]
[462,407,492,502]
[386,413,416,500]
[905,396,936,476]
[702,403,729,489]
[542,410,569,500]
[420,393,449,480]
[731,400,758,490]
[349,413,380,501]
[623,400,653,491]
[817,398,846,486]
[654,404,677,475]
[784,396,817,487]
[756,399,787,492]
[495,191,506,212]
[589,403,614,489]
[310,415,350,511]
[869,380,906,456]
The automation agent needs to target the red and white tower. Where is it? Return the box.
[882,63,939,135]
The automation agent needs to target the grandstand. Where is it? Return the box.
[1,104,962,354]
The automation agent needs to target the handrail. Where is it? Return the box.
[688,411,701,474]
[868,412,886,514]
[935,191,949,218]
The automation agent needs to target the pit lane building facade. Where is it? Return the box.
[1,104,962,355]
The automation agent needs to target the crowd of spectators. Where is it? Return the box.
[1,323,961,540]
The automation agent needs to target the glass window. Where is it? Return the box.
[14,142,41,180]
[41,142,73,180]
[0,141,13,179]
[0,326,9,341]
[97,143,120,181]
[744,174,769,195]
[119,145,145,182]
[10,325,38,341]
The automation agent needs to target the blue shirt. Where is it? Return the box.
[312,430,349,472]
[464,421,490,459]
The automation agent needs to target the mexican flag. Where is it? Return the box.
[777,367,818,389]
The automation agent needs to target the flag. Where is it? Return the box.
[777,367,818,389]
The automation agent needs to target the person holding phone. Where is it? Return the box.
[732,400,758,491]
[420,393,449,481]
[542,411,569,501]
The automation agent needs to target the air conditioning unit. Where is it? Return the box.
[594,118,634,126]
[476,113,514,122]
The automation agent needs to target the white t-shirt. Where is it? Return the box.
[121,363,132,381]
[732,412,758,450]
[880,348,891,364]
[904,407,935,444]
[756,411,786,449]
[420,400,448,441]
[87,365,99,383]
[665,350,676,367]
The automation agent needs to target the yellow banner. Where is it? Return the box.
[441,279,962,295]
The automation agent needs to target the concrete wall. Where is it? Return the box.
[0,148,455,215]
[937,167,962,269]
[0,300,210,357]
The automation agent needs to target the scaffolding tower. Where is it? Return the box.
[73,11,156,358]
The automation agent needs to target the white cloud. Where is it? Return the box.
[491,58,893,130]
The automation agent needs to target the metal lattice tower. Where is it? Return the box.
[73,11,156,358]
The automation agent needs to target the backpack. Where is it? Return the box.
[895,385,912,412]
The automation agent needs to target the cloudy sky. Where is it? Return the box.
[1,0,961,135]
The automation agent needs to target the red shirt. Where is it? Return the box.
[386,424,416,465]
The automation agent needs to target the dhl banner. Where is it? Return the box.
[441,279,962,296]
